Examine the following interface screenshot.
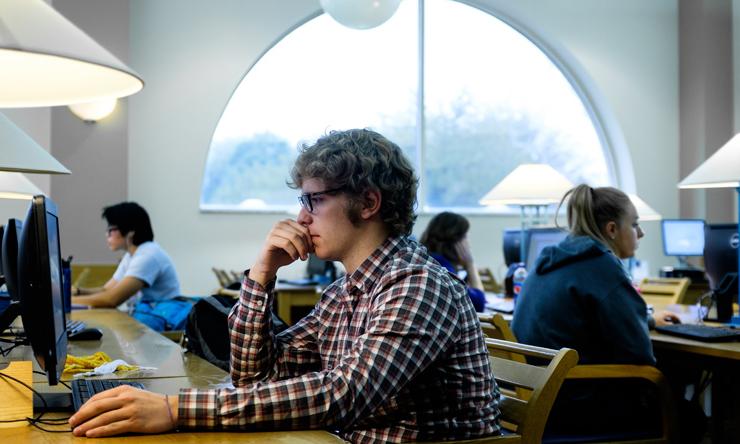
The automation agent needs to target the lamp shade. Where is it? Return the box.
[0,0,143,108]
[0,113,70,174]
[0,173,44,200]
[678,133,740,189]
[320,0,402,30]
[628,194,661,221]
[479,164,574,206]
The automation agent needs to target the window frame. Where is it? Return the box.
[200,0,633,216]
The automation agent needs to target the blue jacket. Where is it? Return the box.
[430,253,486,312]
[511,235,655,365]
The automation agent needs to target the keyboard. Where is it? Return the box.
[655,323,740,342]
[66,319,87,336]
[71,379,145,411]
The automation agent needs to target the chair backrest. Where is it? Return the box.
[639,277,690,304]
[486,338,579,444]
[479,267,502,293]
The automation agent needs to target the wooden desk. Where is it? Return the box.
[0,309,345,443]
[274,284,321,325]
[649,303,740,442]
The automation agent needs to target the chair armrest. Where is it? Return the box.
[566,365,677,442]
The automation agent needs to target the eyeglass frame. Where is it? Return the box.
[298,187,345,214]
[106,226,120,236]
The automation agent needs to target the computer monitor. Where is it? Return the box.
[18,195,67,386]
[0,220,24,334]
[703,223,738,291]
[525,227,568,270]
[2,219,23,302]
[661,219,705,266]
[306,255,336,283]
[502,229,525,267]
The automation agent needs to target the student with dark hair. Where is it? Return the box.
[72,202,181,329]
[69,129,501,442]
[420,211,486,312]
[511,184,685,438]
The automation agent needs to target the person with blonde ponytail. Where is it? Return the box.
[511,184,683,438]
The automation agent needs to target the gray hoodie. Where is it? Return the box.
[511,234,655,365]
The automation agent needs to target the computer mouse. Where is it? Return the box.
[68,327,103,341]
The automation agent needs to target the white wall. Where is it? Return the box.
[126,0,681,294]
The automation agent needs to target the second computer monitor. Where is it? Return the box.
[703,223,738,291]
[525,228,568,270]
[661,219,705,258]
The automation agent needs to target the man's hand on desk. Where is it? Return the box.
[653,310,682,327]
[69,385,178,437]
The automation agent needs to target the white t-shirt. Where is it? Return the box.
[112,241,180,303]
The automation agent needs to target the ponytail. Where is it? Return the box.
[557,184,631,252]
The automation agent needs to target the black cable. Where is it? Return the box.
[0,371,72,432]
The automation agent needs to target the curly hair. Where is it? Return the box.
[289,129,418,237]
[419,212,469,265]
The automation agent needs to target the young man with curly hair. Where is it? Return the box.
[70,129,501,443]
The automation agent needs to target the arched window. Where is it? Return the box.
[201,0,613,213]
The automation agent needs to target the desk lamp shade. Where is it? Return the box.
[479,164,574,206]
[678,133,740,189]
[628,194,662,221]
[0,173,44,200]
[0,113,70,174]
[0,0,143,108]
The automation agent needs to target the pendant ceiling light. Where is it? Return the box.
[0,0,144,108]
[320,0,402,30]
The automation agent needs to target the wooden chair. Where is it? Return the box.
[71,263,118,288]
[212,267,242,288]
[479,267,503,293]
[477,313,678,444]
[639,277,691,305]
[429,338,578,444]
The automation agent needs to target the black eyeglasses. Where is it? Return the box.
[106,226,119,236]
[298,187,344,214]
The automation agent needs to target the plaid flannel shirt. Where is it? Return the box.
[178,237,501,443]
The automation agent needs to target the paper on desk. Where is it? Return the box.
[73,359,156,379]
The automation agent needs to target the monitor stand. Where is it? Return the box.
[33,391,73,411]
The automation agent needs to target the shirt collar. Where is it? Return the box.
[343,236,409,295]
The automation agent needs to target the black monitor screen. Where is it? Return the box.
[503,229,525,267]
[18,195,67,386]
[2,219,22,302]
[703,223,739,291]
[525,228,568,270]
[662,219,705,256]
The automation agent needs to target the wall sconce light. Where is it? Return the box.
[320,0,402,30]
[68,98,117,123]
[0,0,143,108]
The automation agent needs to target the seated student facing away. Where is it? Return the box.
[69,129,501,442]
[420,211,486,312]
[71,202,181,330]
[511,184,681,438]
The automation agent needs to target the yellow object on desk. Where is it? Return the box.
[64,351,138,374]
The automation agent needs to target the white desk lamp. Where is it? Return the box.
[678,133,740,321]
[628,194,662,222]
[0,0,143,108]
[0,113,70,175]
[0,173,44,200]
[479,163,574,262]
